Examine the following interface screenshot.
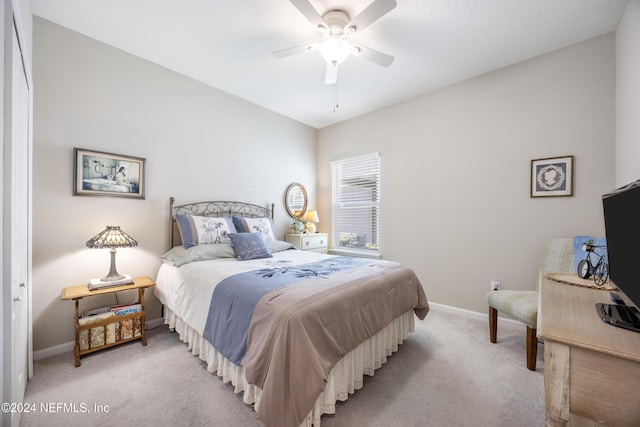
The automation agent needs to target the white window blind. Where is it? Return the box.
[331,152,380,255]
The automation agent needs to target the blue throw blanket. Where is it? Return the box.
[202,256,370,365]
[572,235,607,272]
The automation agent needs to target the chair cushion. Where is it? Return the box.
[486,290,538,329]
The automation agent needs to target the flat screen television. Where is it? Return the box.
[600,179,640,332]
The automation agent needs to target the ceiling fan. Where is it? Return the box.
[273,0,397,85]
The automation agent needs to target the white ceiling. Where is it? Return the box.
[31,0,627,129]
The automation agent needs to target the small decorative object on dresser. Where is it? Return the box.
[290,218,306,234]
[303,209,319,233]
[285,232,328,254]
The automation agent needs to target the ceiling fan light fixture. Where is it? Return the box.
[319,36,352,65]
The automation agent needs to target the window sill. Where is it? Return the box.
[329,248,382,260]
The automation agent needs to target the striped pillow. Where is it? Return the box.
[175,214,236,248]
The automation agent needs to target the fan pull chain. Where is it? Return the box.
[333,65,339,112]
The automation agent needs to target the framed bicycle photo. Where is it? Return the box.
[530,155,573,197]
[73,148,146,199]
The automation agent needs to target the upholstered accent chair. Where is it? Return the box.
[486,238,575,371]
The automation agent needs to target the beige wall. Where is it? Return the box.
[318,34,616,314]
[32,18,317,353]
[32,16,625,353]
[616,0,640,187]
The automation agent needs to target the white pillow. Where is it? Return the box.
[232,216,276,241]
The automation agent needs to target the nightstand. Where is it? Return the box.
[61,276,155,367]
[285,233,328,254]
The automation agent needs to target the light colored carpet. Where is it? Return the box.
[21,305,545,426]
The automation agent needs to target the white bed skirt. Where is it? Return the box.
[163,308,415,427]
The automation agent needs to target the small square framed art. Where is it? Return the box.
[530,155,573,198]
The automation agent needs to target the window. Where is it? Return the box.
[330,152,380,257]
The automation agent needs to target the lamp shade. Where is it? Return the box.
[304,210,319,223]
[304,210,319,234]
[86,226,138,249]
[86,226,137,284]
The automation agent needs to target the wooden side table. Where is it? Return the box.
[61,276,155,367]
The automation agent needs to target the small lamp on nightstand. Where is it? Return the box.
[304,210,319,233]
[86,225,137,289]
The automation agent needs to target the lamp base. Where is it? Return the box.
[306,223,316,233]
[89,274,134,291]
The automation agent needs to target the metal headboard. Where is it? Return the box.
[168,197,275,249]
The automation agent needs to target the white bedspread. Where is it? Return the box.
[155,250,340,337]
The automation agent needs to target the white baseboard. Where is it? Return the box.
[145,317,165,329]
[34,340,75,361]
[34,306,521,361]
[428,301,522,326]
[33,317,166,361]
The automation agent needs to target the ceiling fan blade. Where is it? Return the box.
[325,63,337,85]
[289,0,328,32]
[346,0,397,33]
[352,44,394,67]
[272,43,318,59]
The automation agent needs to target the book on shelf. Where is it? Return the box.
[133,317,142,337]
[111,303,142,316]
[79,330,89,351]
[120,319,134,339]
[89,326,105,348]
[78,312,115,349]
[81,305,112,318]
[105,322,116,344]
[78,312,114,325]
[88,275,134,291]
[111,304,142,341]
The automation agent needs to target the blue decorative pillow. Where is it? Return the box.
[175,214,236,248]
[228,233,273,261]
[232,216,276,241]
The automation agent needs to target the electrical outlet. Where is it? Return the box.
[491,280,501,291]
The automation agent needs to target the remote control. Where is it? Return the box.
[610,292,626,305]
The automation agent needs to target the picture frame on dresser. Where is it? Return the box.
[530,155,573,197]
[73,148,146,199]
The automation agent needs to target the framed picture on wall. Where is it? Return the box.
[530,155,574,197]
[73,148,146,199]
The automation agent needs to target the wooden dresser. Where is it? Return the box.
[538,273,640,426]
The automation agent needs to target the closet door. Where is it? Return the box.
[6,19,30,427]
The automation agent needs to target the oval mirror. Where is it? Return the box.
[284,183,307,218]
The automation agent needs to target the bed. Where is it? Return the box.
[154,198,429,427]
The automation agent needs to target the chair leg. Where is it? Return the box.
[526,327,537,371]
[489,307,497,343]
